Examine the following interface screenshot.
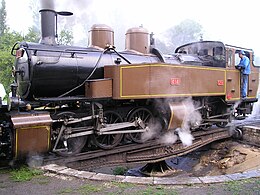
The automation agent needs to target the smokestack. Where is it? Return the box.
[39,9,73,45]
[39,9,57,45]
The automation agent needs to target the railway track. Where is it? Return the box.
[43,127,231,170]
[42,118,260,171]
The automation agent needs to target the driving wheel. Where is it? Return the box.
[127,107,153,143]
[52,112,87,157]
[92,111,124,149]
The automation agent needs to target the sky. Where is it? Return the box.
[5,0,260,56]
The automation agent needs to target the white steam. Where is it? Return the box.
[176,128,194,146]
[232,100,242,114]
[160,131,178,145]
[40,0,55,10]
[158,97,202,147]
[178,97,202,130]
[27,154,44,168]
[248,99,260,119]
[141,118,162,142]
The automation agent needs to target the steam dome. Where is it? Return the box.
[88,24,114,49]
[125,27,150,54]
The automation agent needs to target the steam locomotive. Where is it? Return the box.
[0,9,258,161]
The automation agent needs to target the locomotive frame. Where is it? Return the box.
[0,9,259,162]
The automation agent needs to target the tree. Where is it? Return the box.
[58,29,73,45]
[29,0,40,33]
[156,19,203,54]
[0,50,14,94]
[0,0,17,95]
[0,0,7,36]
[0,30,23,94]
[0,0,74,95]
[24,27,40,43]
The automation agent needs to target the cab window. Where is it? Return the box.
[235,51,241,65]
[235,50,250,65]
[227,50,233,67]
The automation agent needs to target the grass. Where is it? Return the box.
[57,183,104,195]
[78,183,103,194]
[137,185,179,195]
[109,183,179,195]
[57,188,74,194]
[34,177,50,185]
[10,166,43,182]
[113,166,128,175]
[0,181,6,189]
[0,168,10,174]
[111,181,135,189]
[225,181,242,195]
[108,181,136,194]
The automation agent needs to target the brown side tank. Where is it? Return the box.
[125,26,150,54]
[88,24,114,49]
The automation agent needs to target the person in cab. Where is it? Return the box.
[236,50,251,98]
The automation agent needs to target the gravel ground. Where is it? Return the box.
[1,141,260,195]
[0,169,260,195]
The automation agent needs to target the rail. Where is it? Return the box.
[43,119,260,170]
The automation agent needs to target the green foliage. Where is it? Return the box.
[58,29,73,45]
[156,19,203,54]
[0,29,23,51]
[224,180,242,195]
[0,0,7,36]
[10,166,43,182]
[0,0,73,94]
[113,166,128,175]
[58,188,74,194]
[78,184,103,194]
[0,50,13,93]
[0,30,23,93]
[24,27,40,43]
[57,184,103,194]
[36,177,50,185]
[109,181,135,195]
[169,19,202,44]
[29,0,40,32]
[111,181,135,189]
[0,0,39,94]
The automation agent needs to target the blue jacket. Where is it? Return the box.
[237,56,251,75]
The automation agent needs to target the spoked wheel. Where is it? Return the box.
[233,112,246,120]
[52,112,87,157]
[200,123,212,131]
[1,126,14,161]
[216,115,230,128]
[92,111,124,150]
[216,121,228,128]
[127,107,153,143]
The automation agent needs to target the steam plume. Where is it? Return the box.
[248,99,260,119]
[158,97,202,147]
[160,131,178,145]
[141,118,162,142]
[176,128,194,146]
[40,0,55,10]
